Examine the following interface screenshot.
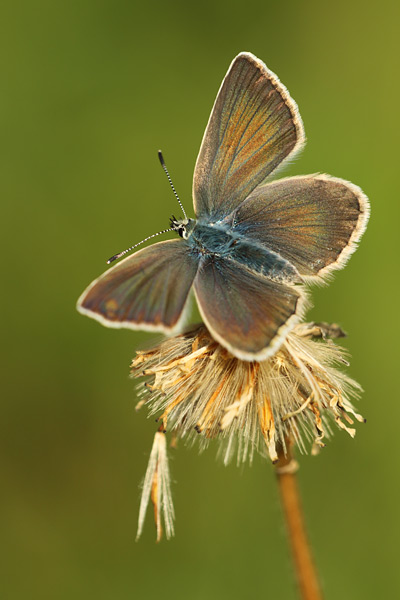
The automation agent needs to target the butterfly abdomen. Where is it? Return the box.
[189,221,299,283]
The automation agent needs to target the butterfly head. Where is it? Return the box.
[170,216,195,240]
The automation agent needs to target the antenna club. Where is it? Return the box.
[107,251,126,264]
[158,150,165,166]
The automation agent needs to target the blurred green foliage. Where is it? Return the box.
[1,1,399,598]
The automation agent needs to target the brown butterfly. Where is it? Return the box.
[77,52,369,361]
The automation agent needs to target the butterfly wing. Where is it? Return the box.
[77,240,198,333]
[226,174,370,280]
[193,52,305,219]
[193,256,305,361]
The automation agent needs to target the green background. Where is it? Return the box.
[2,1,399,598]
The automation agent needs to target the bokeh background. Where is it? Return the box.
[2,1,399,598]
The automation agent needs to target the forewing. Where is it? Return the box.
[229,174,370,279]
[194,257,305,361]
[193,52,304,219]
[77,240,198,333]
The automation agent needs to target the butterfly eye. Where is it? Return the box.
[169,217,194,240]
[176,224,189,239]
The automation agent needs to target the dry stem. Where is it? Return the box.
[275,443,323,600]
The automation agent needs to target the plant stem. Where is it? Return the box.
[275,442,323,600]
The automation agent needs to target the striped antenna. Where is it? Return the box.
[158,150,187,219]
[106,228,172,264]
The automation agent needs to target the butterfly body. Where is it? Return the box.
[178,219,299,283]
[77,52,369,361]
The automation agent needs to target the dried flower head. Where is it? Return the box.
[132,321,364,540]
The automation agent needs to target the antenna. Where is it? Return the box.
[158,150,187,219]
[106,151,187,265]
[106,228,172,264]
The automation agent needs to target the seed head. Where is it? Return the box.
[132,322,364,539]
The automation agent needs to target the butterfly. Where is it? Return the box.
[77,52,369,361]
